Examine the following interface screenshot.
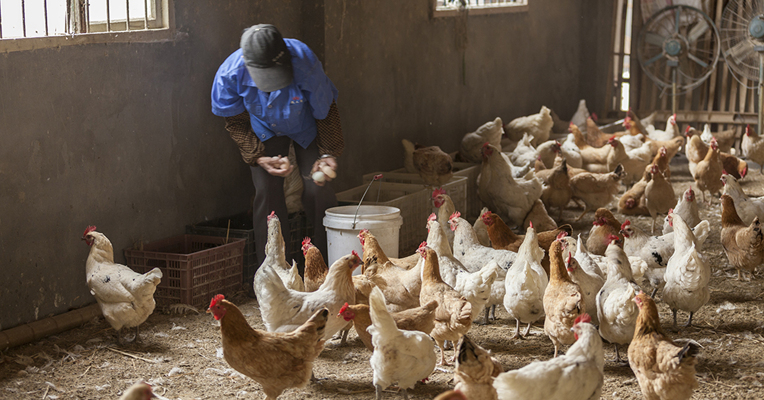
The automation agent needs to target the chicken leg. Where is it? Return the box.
[683,312,695,328]
[436,341,452,366]
[574,207,590,222]
[375,384,383,400]
[523,322,532,337]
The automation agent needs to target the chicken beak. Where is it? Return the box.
[205,308,212,314]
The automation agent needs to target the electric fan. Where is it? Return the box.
[637,5,721,115]
[720,0,764,132]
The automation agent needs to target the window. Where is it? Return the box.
[0,0,173,52]
[432,0,528,17]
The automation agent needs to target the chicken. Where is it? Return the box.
[646,136,684,162]
[596,236,640,362]
[368,285,437,400]
[509,133,539,167]
[483,211,571,275]
[337,300,438,351]
[570,164,625,221]
[359,230,422,312]
[82,226,162,344]
[119,381,160,400]
[722,173,764,225]
[687,128,747,179]
[521,199,558,232]
[433,188,456,247]
[573,234,606,280]
[693,138,724,202]
[722,152,749,180]
[402,138,454,188]
[434,391,469,400]
[720,194,764,280]
[302,237,328,292]
[662,188,701,234]
[629,292,700,400]
[651,146,671,179]
[647,114,679,142]
[543,239,584,357]
[585,208,623,256]
[627,108,656,135]
[538,158,572,219]
[450,213,518,322]
[563,241,605,326]
[504,105,554,146]
[570,99,591,130]
[701,123,737,154]
[535,140,565,170]
[473,207,492,247]
[426,216,499,321]
[684,127,707,176]
[560,135,584,168]
[254,251,359,337]
[478,143,542,226]
[584,117,616,148]
[579,137,626,173]
[493,314,604,400]
[618,167,651,216]
[207,295,328,400]
[454,335,503,400]
[503,225,549,339]
[621,141,654,185]
[460,117,504,163]
[663,213,711,328]
[254,212,305,296]
[742,124,764,173]
[645,164,677,233]
[419,246,473,365]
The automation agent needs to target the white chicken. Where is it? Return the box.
[254,252,360,338]
[563,239,605,326]
[569,99,591,131]
[508,133,538,167]
[620,133,647,153]
[742,124,764,173]
[662,213,711,329]
[646,114,679,142]
[460,117,504,164]
[433,189,456,247]
[449,213,517,323]
[493,314,604,400]
[722,173,764,225]
[478,143,542,227]
[573,234,606,280]
[82,226,162,343]
[504,105,554,146]
[621,142,654,185]
[559,136,584,168]
[503,225,548,339]
[473,207,492,247]
[368,286,436,400]
[426,216,499,321]
[596,236,640,363]
[253,212,304,296]
[663,187,701,234]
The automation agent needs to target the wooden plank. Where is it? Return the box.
[636,109,757,124]
[605,0,625,115]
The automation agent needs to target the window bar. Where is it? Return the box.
[83,0,89,33]
[125,0,129,31]
[21,0,27,37]
[44,0,49,36]
[0,1,4,38]
[143,0,148,29]
[106,0,111,32]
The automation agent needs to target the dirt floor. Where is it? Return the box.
[2,154,764,400]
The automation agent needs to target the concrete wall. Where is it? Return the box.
[0,0,612,331]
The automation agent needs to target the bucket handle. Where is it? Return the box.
[352,174,384,229]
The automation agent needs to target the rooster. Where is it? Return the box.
[207,295,328,400]
[82,226,162,344]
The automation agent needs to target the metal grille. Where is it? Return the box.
[0,0,164,39]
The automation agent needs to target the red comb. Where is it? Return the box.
[267,211,276,221]
[83,225,97,237]
[302,237,312,246]
[556,231,568,240]
[722,169,728,175]
[591,112,598,121]
[339,302,349,314]
[427,213,437,222]
[607,234,620,242]
[432,188,446,199]
[574,313,592,325]
[529,221,534,229]
[351,250,360,259]
[620,220,630,230]
[449,211,461,221]
[685,125,691,133]
[418,241,428,249]
[668,208,674,215]
[209,294,225,308]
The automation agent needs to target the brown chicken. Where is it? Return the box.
[419,246,472,365]
[434,390,469,400]
[629,292,700,400]
[685,129,747,180]
[646,136,684,161]
[337,300,438,351]
[651,146,671,179]
[627,108,651,135]
[483,212,571,275]
[585,117,614,148]
[207,295,328,400]
[585,208,624,256]
[522,199,558,232]
[570,164,625,221]
[645,164,676,234]
[721,153,748,180]
[302,237,328,292]
[693,138,723,203]
[618,167,651,216]
[118,381,157,400]
[539,158,572,220]
[543,239,584,357]
[720,194,764,280]
[452,335,503,400]
[358,230,421,312]
[403,139,454,188]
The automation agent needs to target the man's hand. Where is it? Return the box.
[257,155,293,177]
[311,156,337,187]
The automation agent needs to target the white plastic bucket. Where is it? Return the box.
[323,205,403,273]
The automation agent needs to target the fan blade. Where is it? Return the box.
[644,52,665,66]
[687,52,709,69]
[725,40,754,64]
[645,32,666,47]
[675,6,682,34]
[687,19,709,43]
